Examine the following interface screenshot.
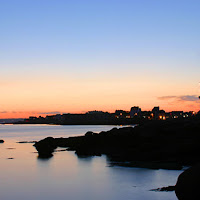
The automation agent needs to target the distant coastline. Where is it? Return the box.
[0,118,25,124]
[13,107,199,125]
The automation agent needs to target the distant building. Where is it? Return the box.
[140,111,151,119]
[86,110,108,115]
[171,111,183,119]
[158,110,166,120]
[130,106,141,118]
[152,106,159,119]
[29,116,37,120]
[115,110,130,118]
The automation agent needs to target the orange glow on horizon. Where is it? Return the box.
[0,103,199,119]
[1,75,199,119]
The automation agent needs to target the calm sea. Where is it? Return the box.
[0,124,181,200]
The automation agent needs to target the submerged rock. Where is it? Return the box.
[17,141,36,143]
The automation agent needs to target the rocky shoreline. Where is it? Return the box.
[33,119,200,200]
[34,119,200,169]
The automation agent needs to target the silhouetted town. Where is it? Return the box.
[16,106,200,125]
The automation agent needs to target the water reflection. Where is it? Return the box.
[77,155,94,162]
[0,125,182,200]
[37,155,53,161]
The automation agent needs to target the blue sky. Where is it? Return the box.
[0,0,200,117]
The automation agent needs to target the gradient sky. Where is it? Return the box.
[1,0,200,118]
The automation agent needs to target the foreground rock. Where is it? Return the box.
[33,137,56,158]
[0,139,4,143]
[34,119,200,168]
[175,164,200,200]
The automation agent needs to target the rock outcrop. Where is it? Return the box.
[33,137,56,158]
[34,119,200,168]
[175,164,200,200]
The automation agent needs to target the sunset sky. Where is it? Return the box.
[1,0,200,118]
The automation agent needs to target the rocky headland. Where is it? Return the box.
[34,119,200,169]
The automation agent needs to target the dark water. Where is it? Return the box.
[0,125,181,200]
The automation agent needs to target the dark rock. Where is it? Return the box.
[0,139,4,143]
[151,185,175,192]
[37,156,53,161]
[85,131,94,136]
[33,119,200,169]
[34,137,57,158]
[175,164,200,200]
[17,141,36,143]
